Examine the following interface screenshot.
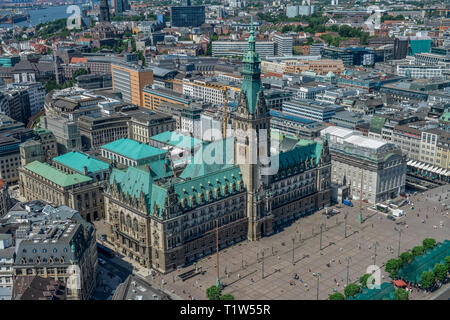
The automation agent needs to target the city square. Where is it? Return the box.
[96,184,449,300]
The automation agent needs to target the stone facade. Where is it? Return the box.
[18,163,104,222]
[103,15,331,274]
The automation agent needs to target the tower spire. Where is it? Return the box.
[240,8,262,114]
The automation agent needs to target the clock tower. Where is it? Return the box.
[234,12,273,240]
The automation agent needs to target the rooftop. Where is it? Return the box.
[102,138,166,161]
[24,161,92,187]
[150,131,204,149]
[53,151,109,174]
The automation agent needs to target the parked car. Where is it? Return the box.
[387,215,395,221]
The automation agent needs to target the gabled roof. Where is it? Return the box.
[102,138,166,161]
[24,161,92,187]
[109,163,244,217]
[150,131,203,149]
[53,151,109,174]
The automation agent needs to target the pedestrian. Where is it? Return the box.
[237,273,240,279]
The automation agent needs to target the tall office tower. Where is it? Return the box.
[99,0,110,22]
[394,37,409,60]
[274,34,293,57]
[111,60,153,107]
[113,0,123,15]
[113,0,130,15]
[170,5,205,27]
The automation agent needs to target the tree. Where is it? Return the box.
[420,271,435,290]
[329,292,345,300]
[411,246,424,257]
[399,252,413,264]
[422,238,436,250]
[72,68,88,81]
[206,285,221,300]
[44,80,62,93]
[394,288,409,300]
[280,25,290,33]
[344,283,361,298]
[385,259,402,278]
[445,256,450,273]
[359,274,371,288]
[433,263,447,282]
[220,294,234,300]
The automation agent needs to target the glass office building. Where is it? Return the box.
[170,6,205,27]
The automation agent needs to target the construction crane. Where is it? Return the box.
[222,88,228,139]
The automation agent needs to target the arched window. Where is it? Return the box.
[133,218,138,232]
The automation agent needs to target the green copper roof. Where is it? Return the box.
[240,10,262,114]
[180,138,235,179]
[175,166,244,210]
[136,159,173,181]
[102,138,166,161]
[53,151,109,174]
[150,131,204,149]
[109,163,244,218]
[440,112,450,122]
[273,142,323,181]
[25,161,92,187]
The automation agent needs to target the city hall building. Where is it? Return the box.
[104,20,331,273]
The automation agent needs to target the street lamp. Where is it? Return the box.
[397,229,403,257]
[319,223,324,251]
[373,241,379,266]
[346,257,352,286]
[292,235,295,265]
[344,213,348,238]
[261,248,265,279]
[316,273,321,300]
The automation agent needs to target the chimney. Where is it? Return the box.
[163,162,167,172]
[83,166,88,175]
[145,164,150,173]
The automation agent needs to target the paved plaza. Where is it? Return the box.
[131,185,449,300]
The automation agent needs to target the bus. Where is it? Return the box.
[376,203,389,213]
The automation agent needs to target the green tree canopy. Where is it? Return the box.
[433,263,447,282]
[72,68,88,81]
[206,285,222,300]
[385,259,402,278]
[411,246,425,257]
[399,252,413,264]
[394,288,409,300]
[420,271,435,289]
[344,283,361,298]
[329,292,345,300]
[359,274,371,288]
[422,238,436,250]
[445,256,450,272]
[220,294,235,300]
